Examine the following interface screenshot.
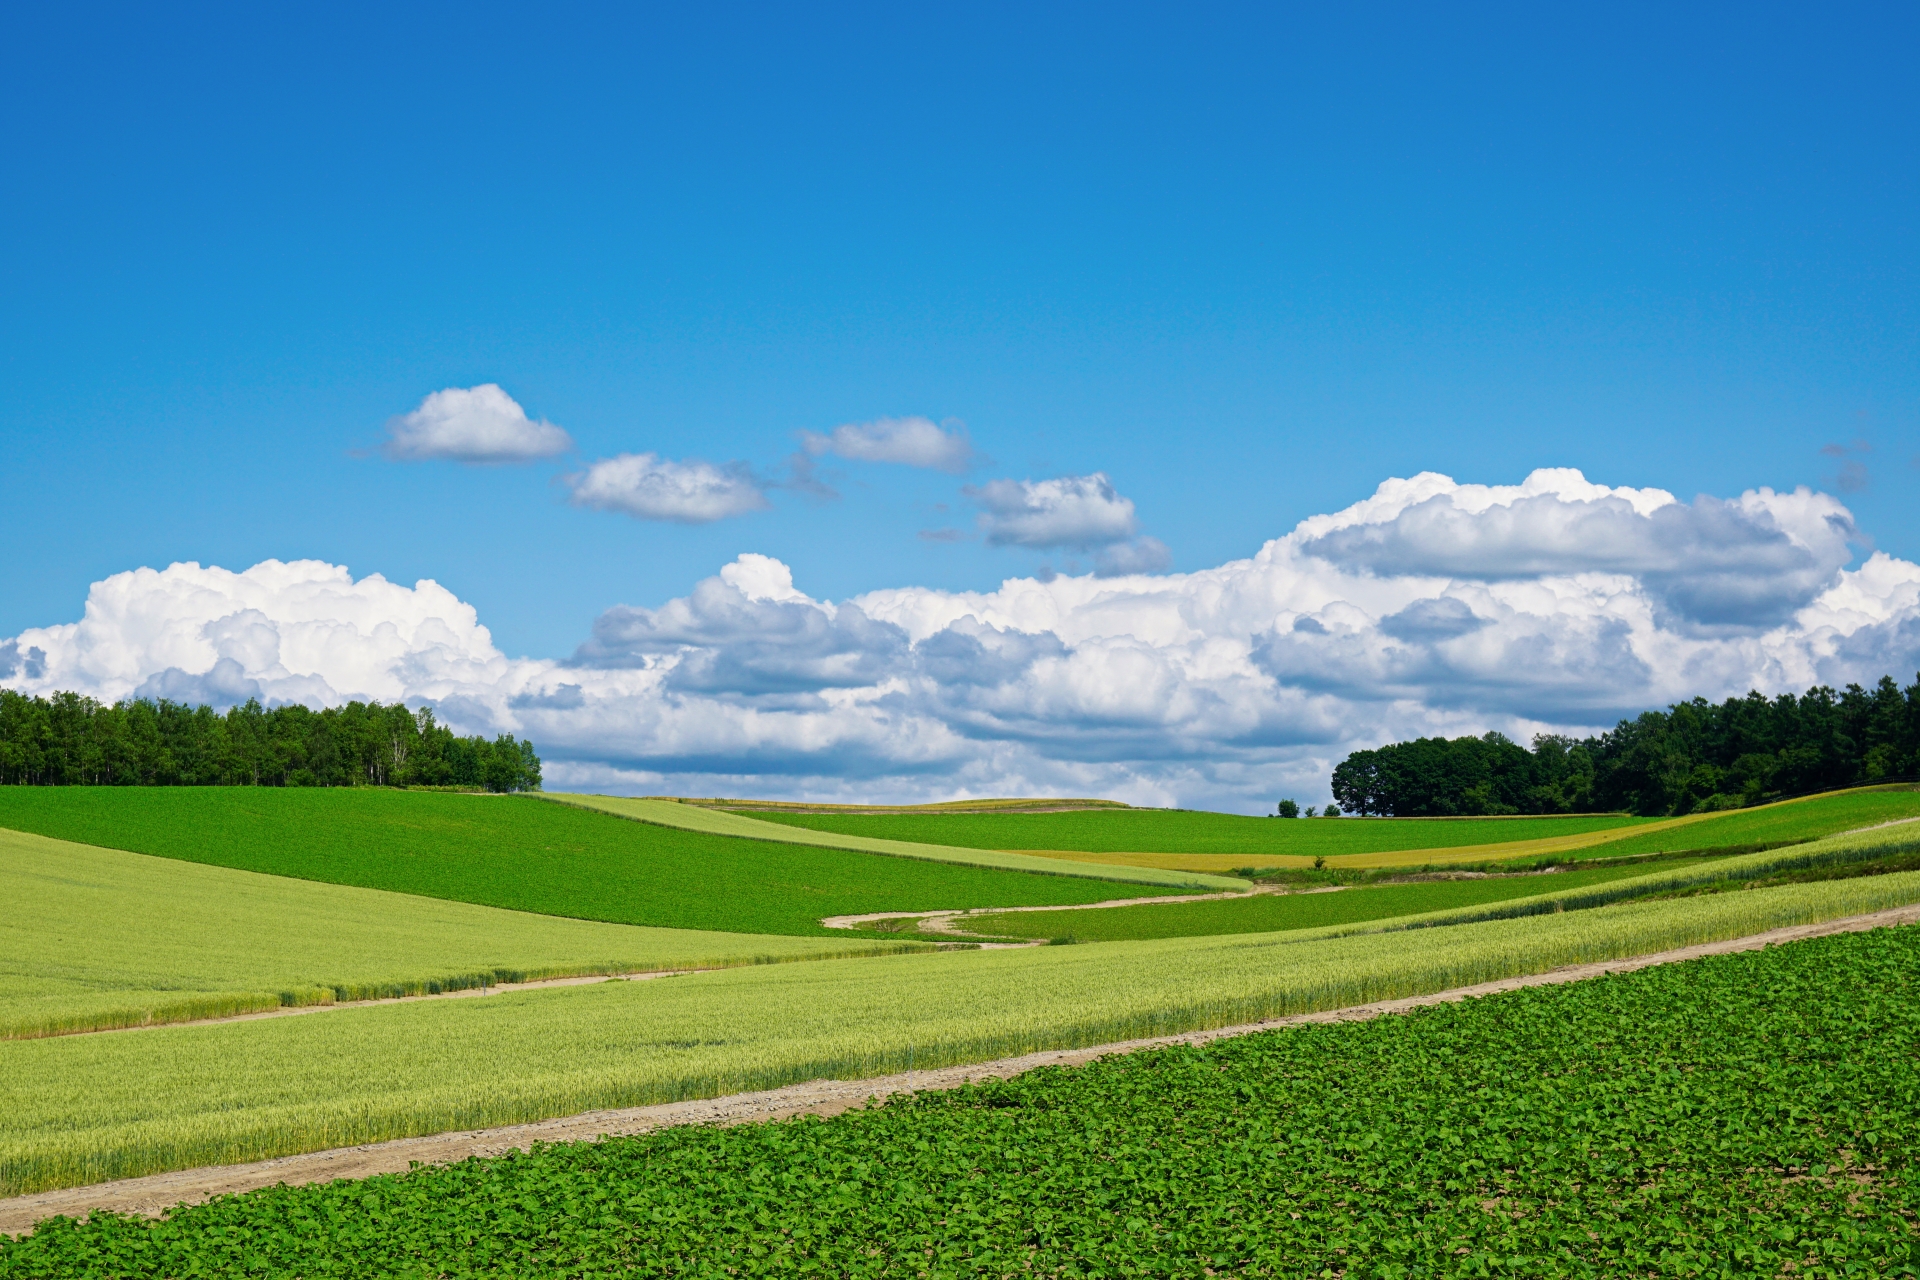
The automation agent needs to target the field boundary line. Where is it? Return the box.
[6,903,1914,1237]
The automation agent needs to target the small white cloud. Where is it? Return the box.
[567,453,769,524]
[968,473,1140,549]
[800,417,979,473]
[383,385,573,463]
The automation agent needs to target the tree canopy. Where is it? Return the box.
[1330,674,1920,817]
[0,690,541,791]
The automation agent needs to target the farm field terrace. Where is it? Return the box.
[0,788,1162,937]
[966,822,1920,941]
[755,806,1652,860]
[4,870,1917,1197]
[759,784,1920,871]
[0,827,924,1040]
[547,793,1242,889]
[8,923,1917,1277]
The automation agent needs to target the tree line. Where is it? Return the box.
[1330,674,1920,817]
[0,690,542,791]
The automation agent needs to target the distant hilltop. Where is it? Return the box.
[657,796,1133,816]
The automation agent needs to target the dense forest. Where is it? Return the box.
[1330,674,1920,818]
[0,690,542,791]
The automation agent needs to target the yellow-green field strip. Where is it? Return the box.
[0,828,928,1041]
[1273,823,1920,941]
[5,871,1916,1196]
[545,793,1249,891]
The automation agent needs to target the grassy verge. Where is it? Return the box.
[10,926,1917,1275]
[0,788,1167,936]
[3,873,1915,1196]
[0,828,927,1040]
[546,794,1247,891]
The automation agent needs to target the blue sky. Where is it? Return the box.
[4,4,1918,805]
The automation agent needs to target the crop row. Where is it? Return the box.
[8,920,1920,1276]
[4,870,1916,1197]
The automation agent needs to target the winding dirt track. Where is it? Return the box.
[5,903,1916,1237]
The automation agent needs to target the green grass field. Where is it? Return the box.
[754,806,1651,856]
[0,827,926,1040]
[11,925,1917,1276]
[966,858,1722,941]
[548,794,1246,889]
[5,871,1916,1197]
[0,788,1160,937]
[757,785,1920,871]
[1547,786,1920,860]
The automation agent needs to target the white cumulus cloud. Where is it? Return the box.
[383,385,573,463]
[799,416,979,472]
[11,468,1920,812]
[567,453,769,523]
[968,473,1141,549]
[0,560,507,710]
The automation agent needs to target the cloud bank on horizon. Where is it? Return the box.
[7,468,1919,810]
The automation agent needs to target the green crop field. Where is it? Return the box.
[758,784,1920,872]
[967,857,1723,941]
[9,923,1916,1276]
[755,806,1652,857]
[548,793,1245,890]
[969,821,1920,940]
[4,871,1916,1197]
[1549,785,1920,860]
[0,827,925,1040]
[0,788,1155,937]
